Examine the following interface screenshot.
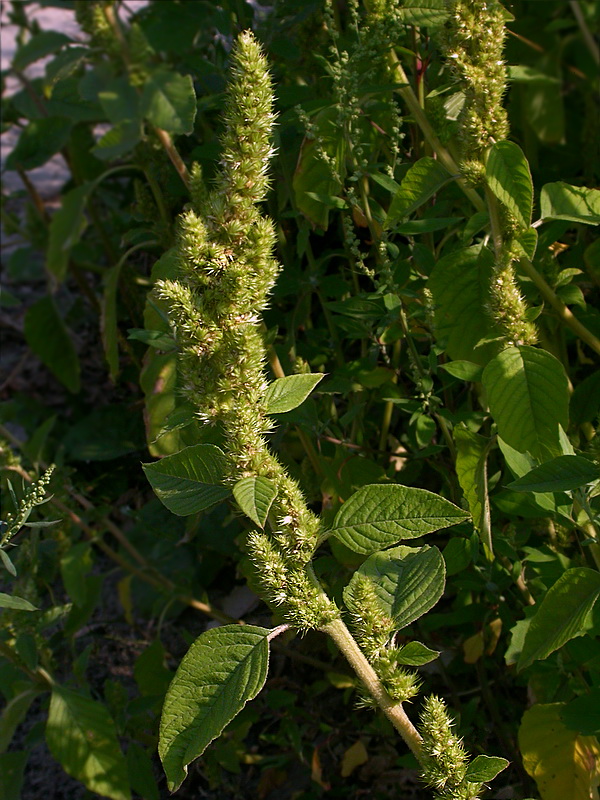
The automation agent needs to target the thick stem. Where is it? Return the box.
[321,617,423,760]
[154,127,191,190]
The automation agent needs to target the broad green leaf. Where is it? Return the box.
[344,545,446,629]
[102,261,124,380]
[13,31,71,70]
[24,297,81,393]
[141,69,197,134]
[0,549,16,576]
[393,216,463,235]
[454,425,493,555]
[561,690,600,736]
[482,346,569,461]
[159,625,270,792]
[329,484,469,554]
[5,116,73,171]
[442,537,473,576]
[507,455,600,493]
[126,743,160,800]
[233,476,277,527]
[264,373,325,414]
[465,755,509,783]
[395,0,449,27]
[518,568,600,671]
[0,593,38,612]
[47,183,91,282]
[143,444,229,516]
[385,157,453,227]
[540,182,600,225]
[395,641,440,666]
[127,328,176,350]
[46,685,131,800]
[0,751,27,800]
[498,438,559,514]
[429,246,502,365]
[0,689,40,753]
[519,704,600,800]
[486,141,533,228]
[60,542,93,607]
[98,77,141,126]
[439,361,483,381]
[93,122,141,161]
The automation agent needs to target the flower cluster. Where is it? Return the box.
[157,32,334,628]
[419,695,484,800]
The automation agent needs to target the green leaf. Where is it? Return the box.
[5,116,73,171]
[540,182,600,225]
[60,542,93,607]
[396,0,449,28]
[439,361,483,381]
[454,425,493,555]
[429,246,502,365]
[395,641,440,666]
[442,537,473,576]
[127,328,176,350]
[93,122,141,161]
[126,743,159,800]
[507,455,600,493]
[394,217,463,235]
[486,141,533,228]
[561,690,600,736]
[0,689,40,753]
[159,625,270,792]
[385,157,454,228]
[141,69,197,134]
[264,373,325,414]
[24,297,81,393]
[518,568,600,671]
[465,755,509,783]
[46,685,131,800]
[571,371,600,425]
[47,183,91,282]
[344,545,445,628]
[143,444,229,516]
[482,346,569,461]
[0,751,28,800]
[329,484,469,554]
[0,549,16,577]
[233,476,277,528]
[13,31,71,70]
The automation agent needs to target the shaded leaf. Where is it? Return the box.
[0,689,40,753]
[454,425,493,555]
[561,691,600,736]
[429,246,502,365]
[142,69,197,134]
[159,625,270,792]
[46,685,131,800]
[385,157,453,228]
[24,297,81,393]
[518,568,600,671]
[395,641,440,666]
[5,116,72,171]
[13,31,71,70]
[482,346,569,461]
[47,183,91,282]
[507,455,600,494]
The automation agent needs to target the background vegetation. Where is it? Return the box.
[1,1,599,798]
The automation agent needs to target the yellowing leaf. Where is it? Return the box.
[341,740,368,778]
[519,703,600,800]
[463,631,485,664]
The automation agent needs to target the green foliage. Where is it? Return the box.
[159,625,271,791]
[2,0,599,798]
